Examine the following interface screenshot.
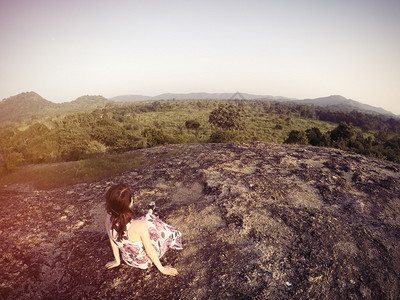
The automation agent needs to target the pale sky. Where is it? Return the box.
[1,0,399,114]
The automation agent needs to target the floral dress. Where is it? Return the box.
[110,213,183,269]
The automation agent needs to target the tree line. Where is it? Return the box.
[1,100,399,174]
[204,102,400,162]
[284,122,400,162]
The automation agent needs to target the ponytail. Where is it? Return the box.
[105,184,134,241]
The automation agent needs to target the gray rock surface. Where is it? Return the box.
[1,142,399,299]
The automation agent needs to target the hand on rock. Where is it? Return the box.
[160,265,178,276]
[105,260,121,269]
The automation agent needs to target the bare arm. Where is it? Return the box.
[138,221,178,276]
[105,216,121,269]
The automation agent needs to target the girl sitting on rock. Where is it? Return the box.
[104,183,182,276]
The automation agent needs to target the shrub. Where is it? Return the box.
[330,122,355,142]
[0,152,24,174]
[209,103,245,130]
[306,127,323,146]
[284,130,309,145]
[141,128,173,147]
[185,120,200,130]
[208,130,238,143]
[383,137,400,162]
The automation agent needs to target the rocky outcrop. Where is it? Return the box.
[1,143,399,299]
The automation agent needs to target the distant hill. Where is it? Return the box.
[290,95,396,116]
[58,95,110,110]
[0,92,57,123]
[151,92,270,100]
[109,92,293,102]
[109,92,397,117]
[0,92,111,124]
[109,95,153,102]
[1,91,397,125]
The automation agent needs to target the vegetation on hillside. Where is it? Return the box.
[0,100,399,176]
[282,103,400,162]
[0,92,110,124]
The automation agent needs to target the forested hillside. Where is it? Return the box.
[1,99,399,175]
[0,92,57,123]
[0,92,110,124]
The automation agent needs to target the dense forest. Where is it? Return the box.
[0,100,399,175]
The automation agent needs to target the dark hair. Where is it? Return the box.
[105,183,134,241]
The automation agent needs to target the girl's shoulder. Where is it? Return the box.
[127,219,147,242]
[128,219,147,234]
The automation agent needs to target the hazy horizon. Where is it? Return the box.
[1,0,399,114]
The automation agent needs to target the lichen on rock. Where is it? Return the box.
[1,142,399,299]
